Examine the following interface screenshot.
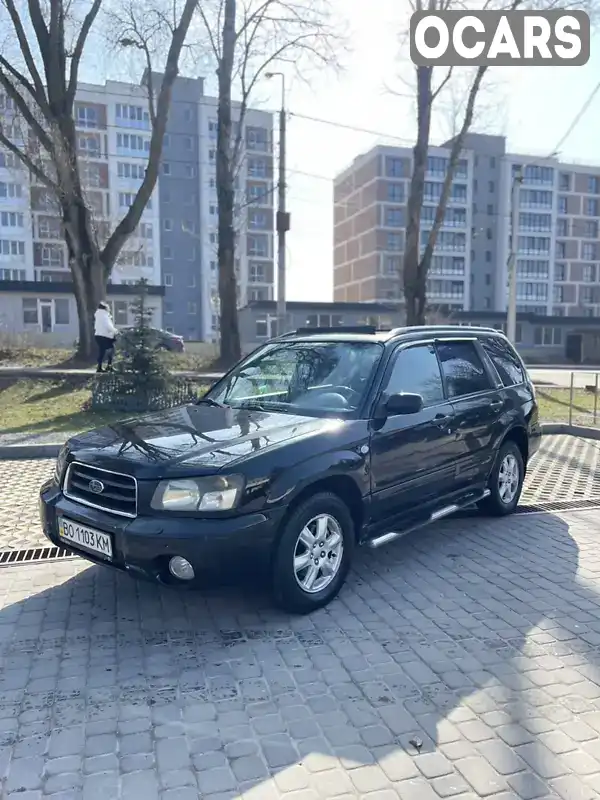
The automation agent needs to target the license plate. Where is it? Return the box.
[58,517,113,560]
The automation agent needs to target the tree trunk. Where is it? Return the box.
[403,66,433,327]
[216,0,241,365]
[62,198,106,361]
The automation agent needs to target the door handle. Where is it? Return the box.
[489,399,504,411]
[434,414,452,429]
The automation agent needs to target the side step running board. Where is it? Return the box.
[368,489,491,550]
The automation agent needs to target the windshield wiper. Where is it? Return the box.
[233,399,286,411]
[196,397,227,408]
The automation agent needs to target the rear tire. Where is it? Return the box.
[272,492,355,614]
[479,439,524,517]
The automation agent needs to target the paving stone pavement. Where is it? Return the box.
[1,507,600,798]
[2,434,600,554]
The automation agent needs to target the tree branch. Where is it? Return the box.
[101,0,199,271]
[67,0,103,105]
[2,0,48,104]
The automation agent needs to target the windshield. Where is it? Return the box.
[205,340,383,415]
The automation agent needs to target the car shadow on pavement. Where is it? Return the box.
[1,510,600,798]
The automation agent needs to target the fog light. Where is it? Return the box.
[169,556,195,581]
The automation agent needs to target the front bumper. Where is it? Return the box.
[39,480,283,586]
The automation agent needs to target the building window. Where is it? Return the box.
[188,275,196,288]
[117,162,145,180]
[184,107,193,123]
[163,218,173,231]
[163,245,172,259]
[488,181,495,193]
[209,149,216,161]
[387,233,402,251]
[22,298,38,324]
[184,136,193,150]
[162,162,171,175]
[386,182,403,202]
[582,242,598,261]
[385,157,404,178]
[517,236,550,256]
[384,207,402,228]
[249,262,266,282]
[585,198,599,217]
[247,234,268,257]
[589,176,600,194]
[556,218,568,237]
[0,182,22,199]
[164,302,173,314]
[54,299,69,325]
[584,220,598,238]
[0,211,24,228]
[164,273,173,286]
[184,165,196,179]
[116,104,150,125]
[0,239,25,258]
[583,264,597,283]
[555,263,566,282]
[534,327,563,346]
[187,302,197,314]
[559,173,571,191]
[117,133,150,153]
[249,211,267,229]
[248,158,267,178]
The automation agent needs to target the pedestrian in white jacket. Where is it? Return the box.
[94,302,117,373]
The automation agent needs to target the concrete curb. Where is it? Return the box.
[0,443,62,460]
[0,424,598,460]
[540,422,600,440]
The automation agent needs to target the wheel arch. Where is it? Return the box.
[275,474,365,545]
[500,425,529,475]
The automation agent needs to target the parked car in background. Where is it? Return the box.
[39,325,540,614]
[117,327,185,353]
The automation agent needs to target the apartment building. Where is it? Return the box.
[0,74,274,343]
[333,143,474,311]
[333,133,600,333]
[157,75,275,342]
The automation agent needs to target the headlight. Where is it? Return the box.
[151,475,245,512]
[54,444,69,485]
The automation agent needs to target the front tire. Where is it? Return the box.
[479,440,524,517]
[272,492,355,614]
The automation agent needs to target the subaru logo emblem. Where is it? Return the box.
[89,479,105,494]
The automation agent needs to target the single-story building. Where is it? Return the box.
[0,280,164,347]
[238,301,600,365]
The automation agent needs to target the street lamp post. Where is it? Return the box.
[506,168,523,344]
[266,71,290,335]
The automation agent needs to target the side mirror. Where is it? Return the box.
[386,392,423,416]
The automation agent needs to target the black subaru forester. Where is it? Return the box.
[40,325,540,614]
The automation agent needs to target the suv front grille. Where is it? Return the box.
[64,462,137,518]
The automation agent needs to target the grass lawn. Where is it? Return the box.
[0,377,598,439]
[0,378,126,436]
[536,387,600,425]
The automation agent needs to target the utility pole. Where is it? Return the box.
[266,71,290,335]
[506,168,522,344]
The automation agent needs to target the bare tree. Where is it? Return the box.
[197,0,341,365]
[0,0,198,358]
[402,0,597,326]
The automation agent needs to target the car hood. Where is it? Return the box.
[65,404,342,478]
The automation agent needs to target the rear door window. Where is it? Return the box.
[436,341,492,399]
[481,337,525,387]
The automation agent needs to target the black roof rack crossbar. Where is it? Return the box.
[293,326,378,335]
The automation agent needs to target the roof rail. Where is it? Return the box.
[294,325,378,335]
